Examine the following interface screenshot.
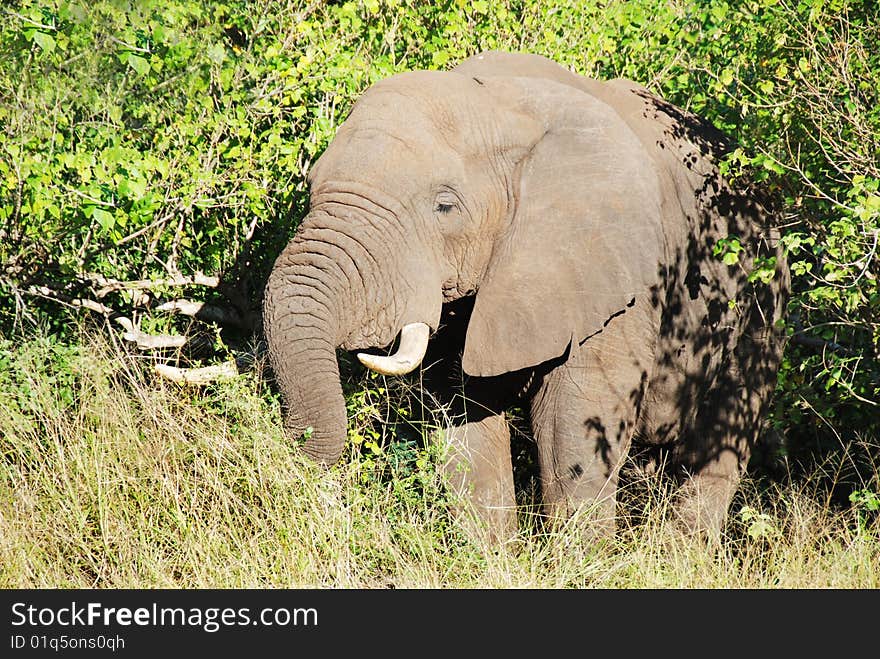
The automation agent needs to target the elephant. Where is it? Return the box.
[262,51,789,541]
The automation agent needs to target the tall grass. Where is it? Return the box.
[1,333,877,588]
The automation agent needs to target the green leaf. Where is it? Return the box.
[118,177,146,200]
[92,208,115,231]
[761,156,784,174]
[32,32,56,54]
[207,43,226,64]
[127,54,150,76]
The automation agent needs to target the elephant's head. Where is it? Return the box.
[263,52,664,464]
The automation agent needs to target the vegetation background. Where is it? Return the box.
[1,0,877,587]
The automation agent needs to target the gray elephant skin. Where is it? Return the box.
[262,51,789,540]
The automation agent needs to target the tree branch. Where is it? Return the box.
[24,284,189,350]
[90,271,219,298]
[155,298,250,328]
[155,361,238,385]
[790,332,850,355]
[123,330,187,350]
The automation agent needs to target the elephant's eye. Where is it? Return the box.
[434,191,459,217]
[433,189,462,224]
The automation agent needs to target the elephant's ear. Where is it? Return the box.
[462,98,665,377]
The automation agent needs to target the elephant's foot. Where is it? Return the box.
[669,372,758,541]
[441,412,517,544]
[672,449,744,541]
[541,488,618,546]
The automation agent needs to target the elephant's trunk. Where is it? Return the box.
[263,241,349,465]
[263,201,444,464]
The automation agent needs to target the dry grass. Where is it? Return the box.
[1,334,877,588]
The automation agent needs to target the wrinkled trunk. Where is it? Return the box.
[264,202,442,465]
[263,243,349,465]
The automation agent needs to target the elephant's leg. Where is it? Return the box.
[673,449,744,540]
[441,410,516,543]
[671,362,770,539]
[421,298,519,543]
[530,307,654,536]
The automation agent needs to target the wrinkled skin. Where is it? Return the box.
[263,52,789,541]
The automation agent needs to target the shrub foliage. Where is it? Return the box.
[1,0,878,471]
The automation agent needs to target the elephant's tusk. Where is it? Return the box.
[357,322,430,376]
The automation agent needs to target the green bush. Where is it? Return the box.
[1,0,877,479]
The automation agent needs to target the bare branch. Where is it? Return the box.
[790,332,850,355]
[108,36,151,54]
[155,299,204,315]
[123,330,187,350]
[63,185,115,207]
[24,283,188,350]
[90,271,220,298]
[4,9,56,31]
[114,215,169,246]
[27,284,115,316]
[155,361,238,385]
[155,299,248,327]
